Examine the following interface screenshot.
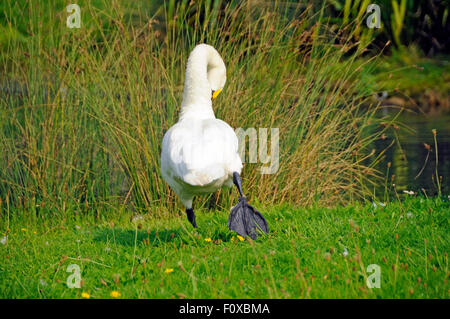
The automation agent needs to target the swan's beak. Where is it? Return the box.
[212,88,222,100]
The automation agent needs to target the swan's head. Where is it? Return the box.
[182,44,227,110]
[208,63,226,100]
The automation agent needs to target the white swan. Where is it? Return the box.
[161,44,268,239]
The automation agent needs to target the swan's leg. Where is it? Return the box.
[186,208,197,228]
[232,172,245,197]
[229,172,269,239]
[183,197,197,228]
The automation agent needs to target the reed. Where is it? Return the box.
[0,0,383,217]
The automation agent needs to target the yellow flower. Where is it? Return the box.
[204,237,212,242]
[237,235,245,242]
[21,228,27,232]
[81,292,91,299]
[164,268,174,274]
[110,291,121,298]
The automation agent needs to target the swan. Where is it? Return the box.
[160,44,268,239]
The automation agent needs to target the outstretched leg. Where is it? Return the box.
[233,172,245,197]
[186,208,197,228]
[228,172,268,239]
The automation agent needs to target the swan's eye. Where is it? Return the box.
[212,88,222,100]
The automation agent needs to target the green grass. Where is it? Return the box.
[1,197,448,299]
[347,45,450,112]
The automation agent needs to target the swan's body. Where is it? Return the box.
[160,44,267,238]
[161,117,242,208]
[161,44,242,210]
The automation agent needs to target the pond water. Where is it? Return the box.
[372,111,450,197]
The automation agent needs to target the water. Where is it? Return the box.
[373,112,450,196]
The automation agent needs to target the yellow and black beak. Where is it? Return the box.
[212,88,222,100]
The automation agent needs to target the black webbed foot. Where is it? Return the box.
[186,208,197,228]
[228,197,269,240]
[228,172,269,240]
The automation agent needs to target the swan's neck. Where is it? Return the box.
[179,45,221,121]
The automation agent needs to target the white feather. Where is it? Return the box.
[161,44,242,208]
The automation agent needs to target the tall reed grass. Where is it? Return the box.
[0,0,385,217]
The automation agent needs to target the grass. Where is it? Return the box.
[374,47,450,96]
[349,45,450,113]
[1,197,448,299]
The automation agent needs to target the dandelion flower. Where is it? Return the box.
[237,235,245,242]
[110,291,121,298]
[81,292,91,299]
[164,268,174,274]
[21,228,27,232]
[204,238,212,242]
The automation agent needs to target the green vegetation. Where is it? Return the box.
[326,0,449,53]
[1,197,448,298]
[0,0,448,299]
[371,48,450,96]
[0,0,388,213]
[349,46,450,113]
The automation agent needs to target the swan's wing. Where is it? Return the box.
[161,119,242,186]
